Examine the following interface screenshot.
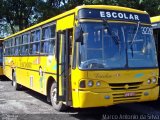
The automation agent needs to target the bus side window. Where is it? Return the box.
[19,36,22,55]
[3,41,6,56]
[10,38,14,56]
[15,37,20,56]
[8,39,11,56]
[42,27,49,54]
[21,34,30,55]
[30,30,40,55]
[49,25,56,55]
[41,24,56,55]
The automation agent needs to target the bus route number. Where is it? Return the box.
[141,27,153,35]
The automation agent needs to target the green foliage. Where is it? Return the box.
[0,0,160,37]
[137,0,160,16]
[83,0,160,16]
[36,0,61,22]
[0,0,38,33]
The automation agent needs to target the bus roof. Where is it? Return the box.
[151,15,160,23]
[4,5,148,40]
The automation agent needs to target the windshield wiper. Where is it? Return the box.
[102,19,120,45]
[130,21,140,57]
[130,21,140,46]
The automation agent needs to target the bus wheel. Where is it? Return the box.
[50,82,67,111]
[12,73,21,90]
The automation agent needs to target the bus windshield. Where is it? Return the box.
[79,22,158,69]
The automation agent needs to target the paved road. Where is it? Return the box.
[1,77,160,120]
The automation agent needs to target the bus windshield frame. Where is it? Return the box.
[78,21,158,70]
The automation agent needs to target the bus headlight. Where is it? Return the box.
[147,79,151,84]
[96,81,101,86]
[88,80,94,87]
[152,77,157,83]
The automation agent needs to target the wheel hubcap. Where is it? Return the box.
[13,80,16,87]
[52,87,58,104]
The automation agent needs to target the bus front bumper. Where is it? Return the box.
[74,86,159,108]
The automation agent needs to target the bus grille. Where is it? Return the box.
[112,92,142,104]
[109,82,143,90]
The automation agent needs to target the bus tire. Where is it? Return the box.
[12,72,21,91]
[50,82,67,111]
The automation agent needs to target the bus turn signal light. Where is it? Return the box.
[80,80,86,88]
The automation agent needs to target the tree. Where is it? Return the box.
[0,0,38,34]
[0,0,160,37]
[36,0,84,22]
[35,0,62,22]
[83,0,160,16]
[138,0,160,16]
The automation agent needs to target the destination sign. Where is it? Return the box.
[78,9,150,23]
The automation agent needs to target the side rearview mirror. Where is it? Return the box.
[75,25,83,43]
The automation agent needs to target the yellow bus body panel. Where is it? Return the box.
[57,14,74,31]
[0,66,3,75]
[72,69,159,108]
[151,15,160,23]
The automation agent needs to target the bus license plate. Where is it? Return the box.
[124,92,136,97]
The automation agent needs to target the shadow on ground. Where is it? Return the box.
[0,76,10,81]
[24,88,141,120]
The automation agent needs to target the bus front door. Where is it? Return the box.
[56,30,70,105]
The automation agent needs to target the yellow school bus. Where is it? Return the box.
[3,5,159,111]
[0,39,3,76]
